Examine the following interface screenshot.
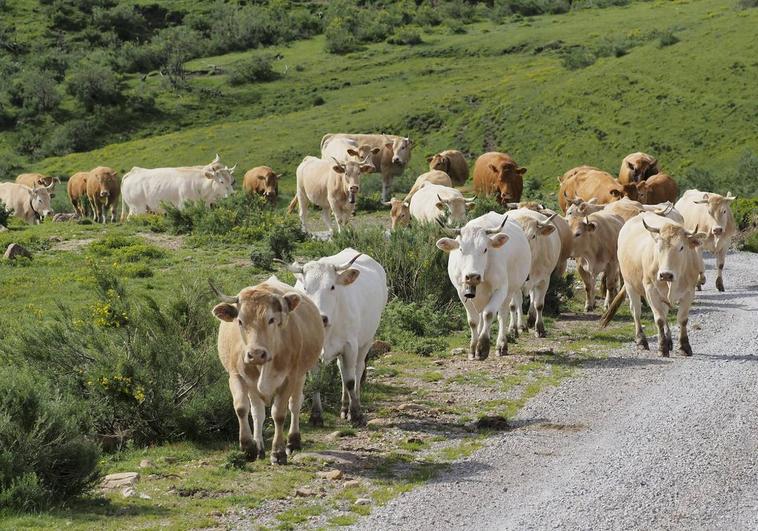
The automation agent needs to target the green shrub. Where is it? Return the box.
[739,230,758,253]
[737,0,758,9]
[356,192,386,213]
[0,200,11,227]
[445,20,467,34]
[66,60,123,111]
[377,297,463,356]
[228,55,279,86]
[561,46,596,70]
[731,198,758,231]
[387,28,423,46]
[657,30,680,48]
[0,366,100,512]
[325,16,359,54]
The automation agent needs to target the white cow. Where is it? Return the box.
[675,189,737,292]
[289,156,373,234]
[0,182,54,225]
[409,183,475,227]
[321,137,380,164]
[436,212,531,360]
[285,249,387,426]
[120,154,236,219]
[508,208,561,337]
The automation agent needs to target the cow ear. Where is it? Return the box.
[346,148,359,157]
[627,161,635,169]
[50,193,56,198]
[283,292,301,313]
[337,268,360,286]
[488,164,498,174]
[370,147,381,154]
[360,164,374,173]
[257,174,266,180]
[435,201,445,210]
[275,173,283,179]
[489,233,509,248]
[610,189,623,199]
[539,224,556,235]
[212,303,238,322]
[688,232,707,247]
[436,237,459,253]
[426,155,434,162]
[516,167,527,175]
[332,165,345,174]
[204,169,215,179]
[385,142,393,150]
[586,221,597,232]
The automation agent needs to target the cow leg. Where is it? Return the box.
[715,247,726,292]
[270,392,288,465]
[381,170,391,202]
[578,264,595,312]
[228,375,256,459]
[496,297,511,356]
[309,363,325,427]
[320,209,334,234]
[603,262,620,310]
[644,284,670,357]
[477,287,509,360]
[676,291,695,356]
[286,373,307,455]
[507,290,522,338]
[533,279,549,338]
[297,189,310,232]
[354,342,371,399]
[626,284,648,349]
[338,347,364,426]
[462,298,480,361]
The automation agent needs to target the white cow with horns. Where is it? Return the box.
[436,212,531,360]
[120,154,236,219]
[280,249,388,426]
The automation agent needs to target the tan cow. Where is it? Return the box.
[67,172,90,218]
[210,276,324,464]
[518,201,572,277]
[558,165,601,183]
[567,197,684,224]
[86,166,120,223]
[473,152,526,204]
[618,152,659,184]
[675,189,737,292]
[385,198,410,230]
[409,183,475,227]
[608,214,705,356]
[558,168,625,213]
[16,173,59,191]
[403,170,453,202]
[0,182,54,224]
[243,166,282,204]
[321,133,412,202]
[428,150,468,186]
[566,211,624,311]
[631,172,678,205]
[289,156,374,233]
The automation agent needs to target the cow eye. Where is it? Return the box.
[679,245,684,252]
[268,317,275,325]
[483,248,487,254]
[330,285,335,290]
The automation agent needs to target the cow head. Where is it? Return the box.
[436,216,509,299]
[565,195,602,218]
[693,192,736,238]
[489,161,526,204]
[642,218,706,283]
[567,215,598,239]
[93,168,118,199]
[285,254,362,329]
[518,201,546,212]
[435,193,475,227]
[30,183,54,219]
[204,154,236,198]
[386,137,412,166]
[428,153,450,173]
[622,183,641,201]
[519,213,557,245]
[383,197,410,230]
[258,169,281,203]
[623,153,659,183]
[331,157,373,205]
[210,281,301,366]
[347,145,381,166]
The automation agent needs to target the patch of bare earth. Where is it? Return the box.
[138,232,184,250]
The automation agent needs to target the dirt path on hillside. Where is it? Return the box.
[354,251,758,530]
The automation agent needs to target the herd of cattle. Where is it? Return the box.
[0,134,739,464]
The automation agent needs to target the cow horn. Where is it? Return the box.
[336,253,362,272]
[486,215,508,234]
[654,202,673,216]
[642,218,659,234]
[382,201,393,206]
[684,224,699,237]
[229,164,237,173]
[45,181,55,190]
[273,258,304,274]
[330,157,344,168]
[537,212,557,227]
[208,279,239,304]
[436,217,460,235]
[726,191,734,198]
[213,153,221,163]
[437,194,449,205]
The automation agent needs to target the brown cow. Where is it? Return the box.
[558,168,624,213]
[16,173,59,191]
[632,172,678,205]
[211,276,324,464]
[85,167,120,223]
[243,166,282,204]
[618,152,659,184]
[428,150,468,186]
[473,152,526,204]
[67,172,90,218]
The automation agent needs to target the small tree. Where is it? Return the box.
[66,61,123,111]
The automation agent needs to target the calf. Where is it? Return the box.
[619,152,659,184]
[566,211,624,311]
[473,152,526,205]
[286,250,388,426]
[289,156,373,233]
[68,172,90,218]
[410,183,474,227]
[428,150,468,186]
[385,198,411,230]
[403,170,452,202]
[0,182,54,225]
[210,277,324,464]
[436,213,531,360]
[612,214,705,356]
[509,209,561,337]
[558,168,624,213]
[633,172,678,205]
[86,166,120,223]
[675,189,737,291]
[243,166,282,204]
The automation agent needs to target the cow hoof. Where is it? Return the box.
[467,351,476,361]
[287,433,302,454]
[679,342,693,357]
[348,412,366,427]
[636,337,650,350]
[526,315,536,329]
[256,447,265,461]
[476,336,490,360]
[535,324,546,338]
[340,408,349,420]
[309,414,324,427]
[666,336,673,352]
[716,278,725,292]
[271,450,288,465]
[658,346,670,358]
[496,344,508,357]
[242,443,258,461]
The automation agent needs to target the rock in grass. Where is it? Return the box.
[101,472,139,490]
[4,243,32,260]
[295,487,315,497]
[139,459,154,469]
[366,418,393,430]
[355,497,372,506]
[318,469,343,481]
[343,479,361,489]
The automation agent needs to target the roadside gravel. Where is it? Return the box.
[354,251,758,530]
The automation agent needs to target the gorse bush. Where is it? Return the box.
[0,267,232,447]
[377,297,464,356]
[0,366,100,512]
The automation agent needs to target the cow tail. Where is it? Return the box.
[287,195,299,214]
[599,284,626,329]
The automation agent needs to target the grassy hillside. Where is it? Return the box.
[2,0,757,208]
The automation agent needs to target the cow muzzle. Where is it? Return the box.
[712,226,723,236]
[392,157,401,164]
[348,188,358,204]
[100,191,109,197]
[658,271,674,282]
[245,348,271,365]
[321,315,330,327]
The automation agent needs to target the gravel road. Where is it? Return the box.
[354,251,758,531]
